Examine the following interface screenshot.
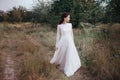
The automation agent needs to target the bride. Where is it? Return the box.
[50,12,81,77]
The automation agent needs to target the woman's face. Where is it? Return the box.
[64,15,70,23]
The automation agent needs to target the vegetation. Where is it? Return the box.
[0,0,120,80]
[0,0,120,27]
[0,22,119,80]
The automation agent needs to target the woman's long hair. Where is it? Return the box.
[58,12,70,24]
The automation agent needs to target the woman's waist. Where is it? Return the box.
[61,34,71,37]
[60,35,73,40]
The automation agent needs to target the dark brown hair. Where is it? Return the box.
[58,12,70,24]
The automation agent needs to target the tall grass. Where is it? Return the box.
[0,22,68,80]
[24,22,120,80]
[24,24,56,51]
[75,23,120,80]
[0,52,2,80]
[0,22,119,80]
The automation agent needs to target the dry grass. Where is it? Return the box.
[24,22,120,80]
[74,23,120,80]
[0,22,68,80]
[0,53,2,80]
[0,22,119,80]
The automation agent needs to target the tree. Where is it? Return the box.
[7,6,26,22]
[0,10,4,22]
[105,0,120,23]
[32,0,51,23]
[48,0,104,28]
[49,0,81,28]
[22,11,33,22]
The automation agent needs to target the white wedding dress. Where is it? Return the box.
[50,23,81,77]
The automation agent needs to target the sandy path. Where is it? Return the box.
[3,55,17,80]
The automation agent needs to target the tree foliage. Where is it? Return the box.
[7,6,26,22]
[0,0,119,25]
[105,0,120,23]
[48,0,105,28]
[32,0,51,23]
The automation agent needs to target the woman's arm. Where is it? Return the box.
[55,25,61,48]
[71,23,74,39]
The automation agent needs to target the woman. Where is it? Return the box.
[50,12,81,77]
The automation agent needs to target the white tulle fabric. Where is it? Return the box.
[50,23,81,77]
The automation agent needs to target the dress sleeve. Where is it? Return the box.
[55,25,61,48]
[71,23,74,39]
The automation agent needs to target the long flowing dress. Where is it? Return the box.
[50,23,81,77]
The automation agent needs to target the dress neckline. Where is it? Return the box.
[60,23,68,25]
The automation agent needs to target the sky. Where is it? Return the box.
[0,0,39,11]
